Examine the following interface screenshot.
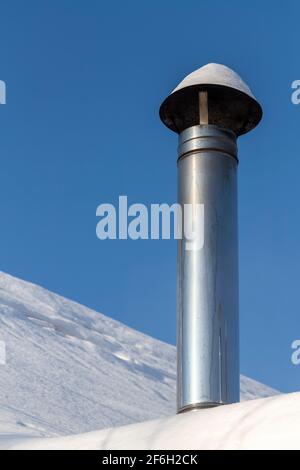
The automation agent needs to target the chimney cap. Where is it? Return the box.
[159,63,262,136]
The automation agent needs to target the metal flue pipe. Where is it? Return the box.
[160,63,262,413]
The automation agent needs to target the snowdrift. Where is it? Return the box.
[7,392,300,450]
[0,271,279,447]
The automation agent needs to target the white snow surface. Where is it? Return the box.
[172,63,256,99]
[0,271,278,447]
[10,392,300,450]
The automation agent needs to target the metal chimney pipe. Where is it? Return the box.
[159,63,262,413]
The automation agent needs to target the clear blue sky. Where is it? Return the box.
[0,0,299,393]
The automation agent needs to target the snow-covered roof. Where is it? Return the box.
[6,392,300,450]
[0,271,279,448]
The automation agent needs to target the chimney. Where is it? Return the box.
[159,63,262,413]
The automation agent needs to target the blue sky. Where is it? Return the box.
[0,0,299,393]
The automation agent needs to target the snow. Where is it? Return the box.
[8,392,300,450]
[172,63,256,99]
[0,271,279,448]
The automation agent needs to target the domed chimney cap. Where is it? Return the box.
[159,63,262,136]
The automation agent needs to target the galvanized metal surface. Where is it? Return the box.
[159,64,262,414]
[177,125,239,412]
[159,63,262,136]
